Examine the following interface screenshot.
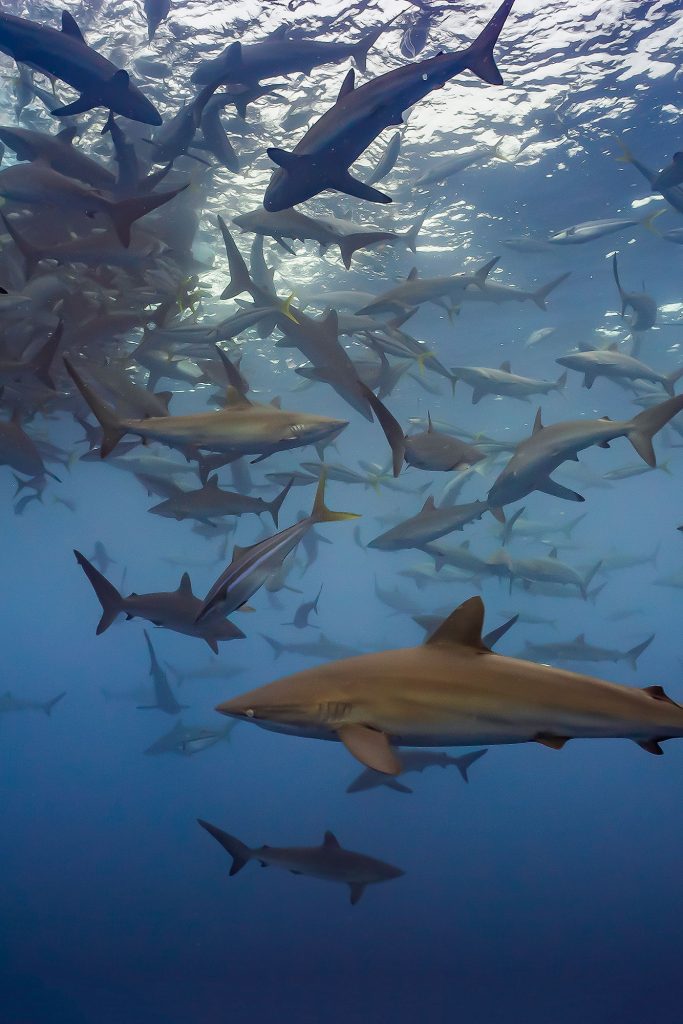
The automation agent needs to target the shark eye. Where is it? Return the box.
[245,708,255,718]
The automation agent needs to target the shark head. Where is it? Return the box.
[279,413,349,450]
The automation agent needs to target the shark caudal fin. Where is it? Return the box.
[352,18,398,71]
[625,634,655,670]
[461,0,516,86]
[197,819,252,876]
[338,231,395,270]
[63,357,125,457]
[104,184,189,247]
[74,550,124,634]
[29,320,63,390]
[664,366,683,396]
[532,271,571,311]
[42,691,66,716]
[309,472,360,524]
[0,212,42,278]
[268,478,294,527]
[357,382,405,477]
[628,394,683,466]
[218,216,259,301]
[453,748,487,783]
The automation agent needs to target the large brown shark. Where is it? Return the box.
[216,596,683,774]
[198,819,403,905]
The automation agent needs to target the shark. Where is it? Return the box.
[74,551,245,652]
[0,691,65,715]
[263,0,516,210]
[198,819,403,905]
[368,497,490,552]
[522,634,654,670]
[556,345,683,393]
[144,720,235,756]
[347,748,487,794]
[149,476,293,528]
[451,362,567,404]
[216,596,683,775]
[487,395,683,513]
[0,10,161,124]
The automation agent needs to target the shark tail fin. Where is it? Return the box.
[269,478,294,527]
[29,319,63,389]
[501,504,525,546]
[532,271,571,311]
[310,472,360,524]
[581,560,603,598]
[614,137,634,164]
[628,395,683,466]
[338,231,395,270]
[403,205,431,253]
[357,382,405,477]
[664,366,683,396]
[0,212,41,277]
[63,357,125,457]
[461,0,515,85]
[197,819,251,876]
[626,634,655,670]
[352,21,389,71]
[454,748,487,783]
[105,184,188,247]
[43,691,66,716]
[218,216,257,300]
[74,550,123,634]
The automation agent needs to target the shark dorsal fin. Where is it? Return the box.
[548,547,558,559]
[407,267,419,281]
[643,685,680,708]
[270,396,282,408]
[532,408,544,435]
[499,360,511,372]
[323,830,340,848]
[607,342,619,352]
[420,495,436,513]
[461,540,470,550]
[61,11,85,41]
[177,572,192,595]
[425,596,487,649]
[574,633,585,643]
[337,69,355,102]
[427,411,433,433]
[206,475,219,489]
[225,385,252,408]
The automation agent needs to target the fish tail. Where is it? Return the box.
[28,319,63,389]
[42,692,66,716]
[0,212,41,278]
[614,137,634,164]
[279,292,299,323]
[664,366,683,396]
[641,208,666,235]
[357,382,405,477]
[269,477,294,527]
[402,204,431,253]
[63,357,125,457]
[338,231,394,270]
[628,394,683,466]
[461,0,516,86]
[218,216,259,300]
[197,819,251,876]
[453,748,487,783]
[74,550,123,634]
[352,18,396,71]
[581,560,603,598]
[625,634,655,670]
[532,271,571,311]
[310,472,360,524]
[105,184,188,247]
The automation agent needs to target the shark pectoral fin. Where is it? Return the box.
[534,733,570,750]
[51,92,101,118]
[348,883,366,905]
[330,171,392,205]
[636,738,664,755]
[337,724,401,775]
[537,478,585,502]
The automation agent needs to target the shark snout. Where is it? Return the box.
[215,696,255,719]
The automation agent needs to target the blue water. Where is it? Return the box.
[2,0,683,1021]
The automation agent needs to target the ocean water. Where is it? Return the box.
[2,0,683,1021]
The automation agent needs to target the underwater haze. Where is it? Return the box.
[2,0,683,1021]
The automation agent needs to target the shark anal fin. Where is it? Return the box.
[534,733,570,750]
[349,883,366,905]
[337,724,401,775]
